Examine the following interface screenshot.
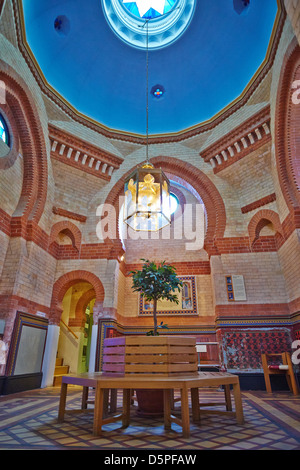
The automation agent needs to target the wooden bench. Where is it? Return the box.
[58,371,244,438]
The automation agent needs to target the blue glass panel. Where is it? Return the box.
[144,8,161,19]
[0,117,9,145]
[122,1,177,19]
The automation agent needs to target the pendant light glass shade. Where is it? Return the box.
[124,163,171,231]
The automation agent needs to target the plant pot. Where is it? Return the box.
[103,335,198,376]
[135,389,164,418]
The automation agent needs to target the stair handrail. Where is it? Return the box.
[60,319,78,339]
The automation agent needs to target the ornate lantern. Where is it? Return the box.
[124,162,171,232]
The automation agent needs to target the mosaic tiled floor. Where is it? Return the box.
[0,386,300,451]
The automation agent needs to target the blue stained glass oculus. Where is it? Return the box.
[151,84,165,98]
[102,0,196,50]
[122,0,178,20]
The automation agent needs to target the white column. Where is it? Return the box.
[41,325,60,388]
[88,324,98,372]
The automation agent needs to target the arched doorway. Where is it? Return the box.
[54,282,96,383]
[45,270,105,387]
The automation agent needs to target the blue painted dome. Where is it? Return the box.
[21,0,279,136]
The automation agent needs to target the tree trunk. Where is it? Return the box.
[153,298,158,336]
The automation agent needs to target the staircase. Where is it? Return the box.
[53,357,70,386]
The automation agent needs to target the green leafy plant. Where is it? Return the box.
[130,259,183,336]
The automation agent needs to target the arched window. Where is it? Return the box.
[0,114,9,147]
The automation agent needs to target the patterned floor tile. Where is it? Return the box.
[0,387,300,451]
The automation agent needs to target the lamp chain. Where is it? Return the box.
[146,18,149,163]
[141,8,180,165]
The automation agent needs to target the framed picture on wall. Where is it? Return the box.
[5,312,48,376]
[139,276,198,316]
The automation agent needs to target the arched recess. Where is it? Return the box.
[248,209,284,247]
[102,156,226,252]
[274,37,300,219]
[49,220,82,251]
[0,60,48,227]
[50,270,105,325]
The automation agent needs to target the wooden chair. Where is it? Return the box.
[261,352,299,395]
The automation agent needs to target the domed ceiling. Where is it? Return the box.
[20,0,279,137]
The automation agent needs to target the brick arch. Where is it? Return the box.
[248,209,284,246]
[70,288,96,327]
[274,37,300,218]
[103,156,226,249]
[49,221,82,250]
[0,60,48,226]
[50,270,105,325]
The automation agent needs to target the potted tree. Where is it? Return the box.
[102,260,197,417]
[130,259,183,336]
[129,259,183,416]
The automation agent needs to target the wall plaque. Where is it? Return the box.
[226,275,246,301]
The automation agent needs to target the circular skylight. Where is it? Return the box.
[101,0,196,50]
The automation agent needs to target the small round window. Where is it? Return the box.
[0,114,9,147]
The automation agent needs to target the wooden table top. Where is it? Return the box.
[62,371,240,389]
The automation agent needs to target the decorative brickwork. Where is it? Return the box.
[200,106,272,173]
[52,207,87,223]
[248,209,284,247]
[241,193,277,214]
[0,63,48,226]
[275,37,300,222]
[125,261,211,276]
[49,221,82,251]
[49,124,123,181]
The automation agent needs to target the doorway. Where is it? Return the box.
[55,282,95,379]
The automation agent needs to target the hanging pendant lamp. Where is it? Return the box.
[124,18,171,232]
